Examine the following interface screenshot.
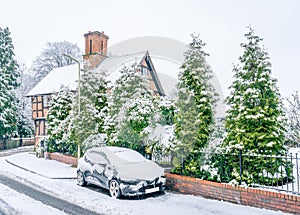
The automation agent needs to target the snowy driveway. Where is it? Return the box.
[0,152,290,215]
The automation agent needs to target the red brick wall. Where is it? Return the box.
[83,31,109,69]
[166,173,300,214]
[45,152,78,167]
[84,31,108,56]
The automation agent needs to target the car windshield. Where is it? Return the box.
[112,149,146,163]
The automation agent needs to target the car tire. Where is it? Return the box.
[109,179,121,198]
[77,170,87,186]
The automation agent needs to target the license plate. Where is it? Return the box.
[145,187,159,194]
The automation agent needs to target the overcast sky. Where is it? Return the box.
[1,0,299,98]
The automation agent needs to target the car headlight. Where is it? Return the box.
[158,176,166,184]
[137,180,147,187]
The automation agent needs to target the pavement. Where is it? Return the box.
[3,147,77,179]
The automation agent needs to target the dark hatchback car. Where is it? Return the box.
[77,146,166,198]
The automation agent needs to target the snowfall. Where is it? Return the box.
[0,147,291,215]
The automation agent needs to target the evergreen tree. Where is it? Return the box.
[107,63,155,155]
[172,33,218,176]
[95,78,109,134]
[70,69,109,156]
[0,27,20,146]
[222,27,289,185]
[46,87,74,153]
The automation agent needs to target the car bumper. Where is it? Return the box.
[119,177,166,196]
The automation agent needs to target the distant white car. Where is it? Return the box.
[77,146,166,198]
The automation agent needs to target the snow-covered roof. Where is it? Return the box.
[95,52,146,86]
[27,52,148,97]
[27,51,164,97]
[26,64,79,96]
[98,52,146,73]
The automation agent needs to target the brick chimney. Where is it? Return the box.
[83,31,109,69]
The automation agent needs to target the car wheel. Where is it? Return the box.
[77,170,87,186]
[109,179,121,198]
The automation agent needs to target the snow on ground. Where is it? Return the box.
[0,183,66,215]
[6,152,76,179]
[0,152,291,215]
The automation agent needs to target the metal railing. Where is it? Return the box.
[154,149,300,195]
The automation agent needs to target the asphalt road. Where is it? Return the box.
[0,174,101,215]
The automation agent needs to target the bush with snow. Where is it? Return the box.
[145,96,176,159]
[46,87,74,154]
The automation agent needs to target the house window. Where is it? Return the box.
[40,120,45,136]
[43,95,48,108]
[101,41,104,54]
[35,121,39,136]
[35,119,46,136]
[90,39,92,54]
[141,66,148,76]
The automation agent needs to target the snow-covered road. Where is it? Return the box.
[0,152,290,215]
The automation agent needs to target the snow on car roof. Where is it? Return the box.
[86,146,127,154]
[107,146,129,153]
[110,147,146,163]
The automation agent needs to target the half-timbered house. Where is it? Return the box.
[27,31,165,145]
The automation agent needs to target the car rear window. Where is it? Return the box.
[112,149,146,163]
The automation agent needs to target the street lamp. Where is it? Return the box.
[63,53,81,160]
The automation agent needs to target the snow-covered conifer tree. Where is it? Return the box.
[172,33,218,176]
[0,27,20,145]
[70,69,109,156]
[222,27,289,184]
[107,63,155,155]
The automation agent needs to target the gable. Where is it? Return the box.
[96,51,165,96]
[141,52,165,96]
